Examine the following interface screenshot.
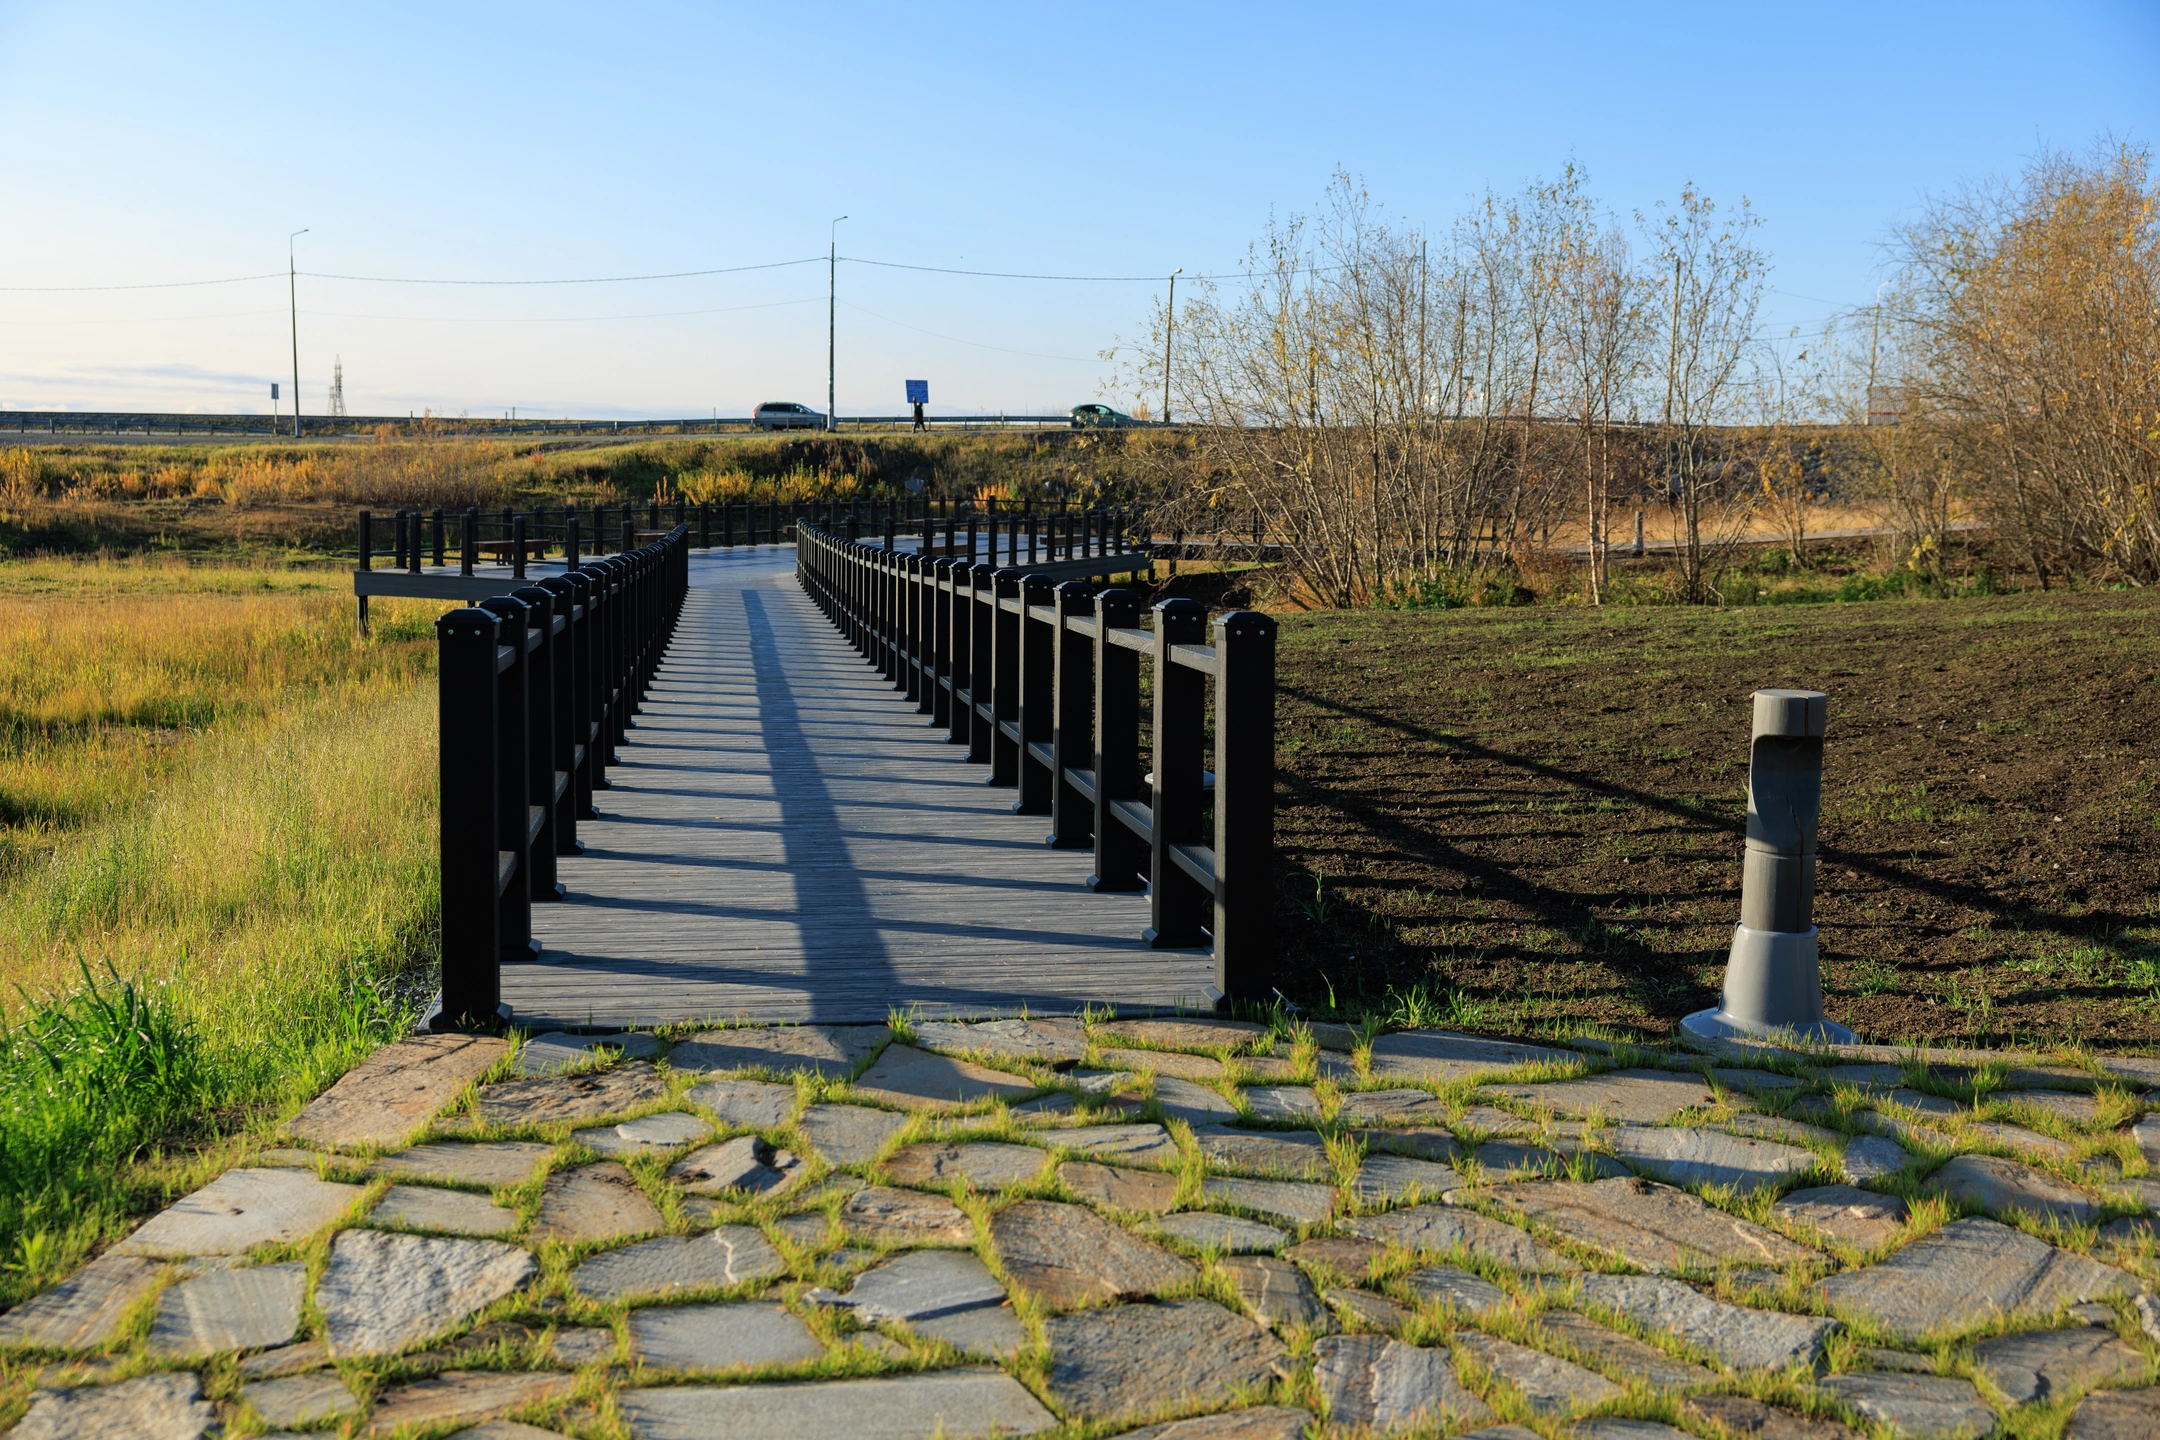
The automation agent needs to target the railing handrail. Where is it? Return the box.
[791,516,1278,1006]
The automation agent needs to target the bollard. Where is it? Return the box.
[1682,689,1856,1044]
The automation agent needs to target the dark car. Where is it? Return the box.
[753,401,826,431]
[1070,403,1142,429]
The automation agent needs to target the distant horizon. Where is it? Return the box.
[4,0,2153,417]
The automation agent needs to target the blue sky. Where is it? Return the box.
[2,1,2153,418]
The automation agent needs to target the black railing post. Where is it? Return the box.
[475,594,539,962]
[513,516,529,580]
[560,569,599,818]
[1145,597,1210,949]
[1014,573,1056,815]
[947,562,975,748]
[433,508,447,568]
[1213,610,1279,1000]
[967,566,996,765]
[435,607,508,1029]
[1089,588,1146,891]
[989,568,1023,786]
[1046,580,1095,848]
[460,509,476,576]
[565,512,581,571]
[930,559,954,730]
[511,585,566,899]
[699,502,711,548]
[358,511,373,570]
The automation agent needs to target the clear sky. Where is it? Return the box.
[2,1,2154,419]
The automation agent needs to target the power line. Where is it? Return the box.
[0,272,283,293]
[837,256,1204,283]
[300,257,826,285]
[836,298,1099,362]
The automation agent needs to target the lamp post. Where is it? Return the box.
[288,229,308,439]
[1161,268,1182,425]
[828,215,848,433]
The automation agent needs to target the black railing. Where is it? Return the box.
[432,525,690,1029]
[356,497,1141,572]
[794,520,1278,1004]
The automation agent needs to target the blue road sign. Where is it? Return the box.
[905,379,929,405]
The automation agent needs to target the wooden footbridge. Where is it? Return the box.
[372,504,1277,1030]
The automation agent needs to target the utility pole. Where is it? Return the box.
[1161,268,1181,425]
[288,229,308,439]
[828,215,847,433]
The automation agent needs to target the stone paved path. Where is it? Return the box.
[4,1017,2160,1437]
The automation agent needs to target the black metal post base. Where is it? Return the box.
[1142,926,1209,949]
[426,1000,512,1035]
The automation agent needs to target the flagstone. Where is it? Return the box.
[1042,1298,1289,1421]
[530,1161,664,1243]
[1534,1309,1720,1389]
[666,1136,802,1196]
[614,1367,1055,1438]
[370,1183,521,1237]
[1452,1330,1622,1415]
[1968,1120,2076,1161]
[798,1103,909,1165]
[1818,1373,1997,1439]
[916,1302,1029,1357]
[1058,1160,1180,1214]
[1487,1068,1720,1123]
[684,1079,797,1129]
[884,1141,1047,1190]
[1604,1126,1820,1192]
[514,1030,661,1076]
[1356,1127,1467,1163]
[241,1371,362,1429]
[1403,1264,1509,1315]
[1817,1216,2139,1341]
[1683,1393,1862,1440]
[0,1254,164,1350]
[1037,1122,1178,1167]
[1454,1104,1541,1136]
[369,1141,556,1188]
[1995,1089,2105,1125]
[1577,1273,1836,1370]
[1201,1176,1335,1226]
[571,1226,786,1300]
[2131,1116,2160,1169]
[1113,1406,1314,1440]
[1335,1089,1453,1125]
[1191,1126,1333,1179]
[1771,1185,1909,1248]
[628,1300,825,1370]
[363,1371,576,1434]
[1222,1255,1332,1331]
[1326,1287,1416,1330]
[317,1229,537,1356]
[1346,1203,1579,1273]
[1152,1211,1287,1252]
[145,1262,305,1357]
[915,1017,1089,1066]
[115,1167,363,1258]
[1818,1063,1905,1091]
[807,1248,1005,1323]
[1842,1134,1915,1183]
[1100,1047,1227,1080]
[1096,1017,1269,1051]
[1929,1154,2101,1225]
[666,1024,887,1080]
[2067,1386,2160,1440]
[574,1112,714,1157]
[1712,1068,1808,1095]
[10,1373,216,1440]
[285,1033,508,1150]
[990,1199,1195,1307]
[1366,1030,1576,1082]
[1312,1333,1492,1431]
[1351,1153,1464,1204]
[1283,1235,1382,1274]
[1722,1112,1842,1146]
[1884,1088,1964,1117]
[839,1185,976,1244]
[237,1339,328,1378]
[1968,1325,2149,1405]
[1241,1086,1323,1121]
[551,1326,619,1365]
[1152,1076,1240,1124]
[852,1045,1042,1108]
[475,1062,671,1129]
[1478,1176,1811,1273]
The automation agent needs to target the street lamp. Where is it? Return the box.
[288,229,308,439]
[1162,268,1182,425]
[828,215,848,433]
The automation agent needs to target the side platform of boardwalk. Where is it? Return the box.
[504,545,1215,1027]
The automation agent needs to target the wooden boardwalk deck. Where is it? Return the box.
[507,545,1216,1028]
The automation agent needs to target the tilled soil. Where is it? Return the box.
[1269,591,2159,1046]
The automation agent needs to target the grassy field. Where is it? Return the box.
[0,558,441,1300]
[1268,590,2160,1049]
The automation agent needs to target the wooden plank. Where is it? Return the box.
[510,546,1212,1027]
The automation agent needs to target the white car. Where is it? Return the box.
[753,401,825,431]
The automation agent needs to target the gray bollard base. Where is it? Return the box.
[1680,924,1856,1045]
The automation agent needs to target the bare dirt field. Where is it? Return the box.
[1267,590,2159,1048]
